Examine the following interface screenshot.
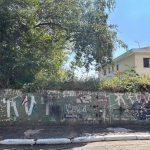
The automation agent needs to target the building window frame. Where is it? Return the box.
[143,58,150,68]
[116,64,119,71]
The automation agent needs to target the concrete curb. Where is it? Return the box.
[36,138,71,144]
[104,134,137,141]
[136,135,150,140]
[0,139,35,145]
[1,135,150,145]
[72,136,104,143]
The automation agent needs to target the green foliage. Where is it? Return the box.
[0,0,68,88]
[23,74,100,92]
[0,0,127,88]
[100,66,150,92]
[0,0,36,88]
[22,65,150,92]
[32,0,127,70]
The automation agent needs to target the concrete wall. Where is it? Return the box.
[0,89,150,126]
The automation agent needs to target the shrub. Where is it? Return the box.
[99,65,150,92]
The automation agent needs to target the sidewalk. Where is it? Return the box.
[0,125,150,144]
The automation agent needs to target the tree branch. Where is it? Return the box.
[34,22,68,32]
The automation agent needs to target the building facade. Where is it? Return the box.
[100,46,150,78]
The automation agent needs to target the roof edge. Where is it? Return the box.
[114,47,150,62]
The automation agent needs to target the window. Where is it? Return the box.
[116,64,119,71]
[143,58,150,68]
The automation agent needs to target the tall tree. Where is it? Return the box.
[0,0,68,88]
[34,0,127,71]
[0,0,127,87]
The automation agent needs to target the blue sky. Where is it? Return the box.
[109,0,150,58]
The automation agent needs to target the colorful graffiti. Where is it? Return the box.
[0,90,107,125]
[131,94,150,121]
[1,89,150,126]
[109,93,150,123]
[21,95,36,116]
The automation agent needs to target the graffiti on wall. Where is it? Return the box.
[2,89,150,125]
[0,90,109,125]
[131,94,150,121]
[109,92,150,122]
[65,104,87,113]
[2,95,37,118]
[76,94,92,103]
[97,93,108,105]
[21,95,36,116]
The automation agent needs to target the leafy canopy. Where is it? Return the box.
[0,0,127,88]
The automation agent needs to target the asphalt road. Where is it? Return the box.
[0,140,150,150]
